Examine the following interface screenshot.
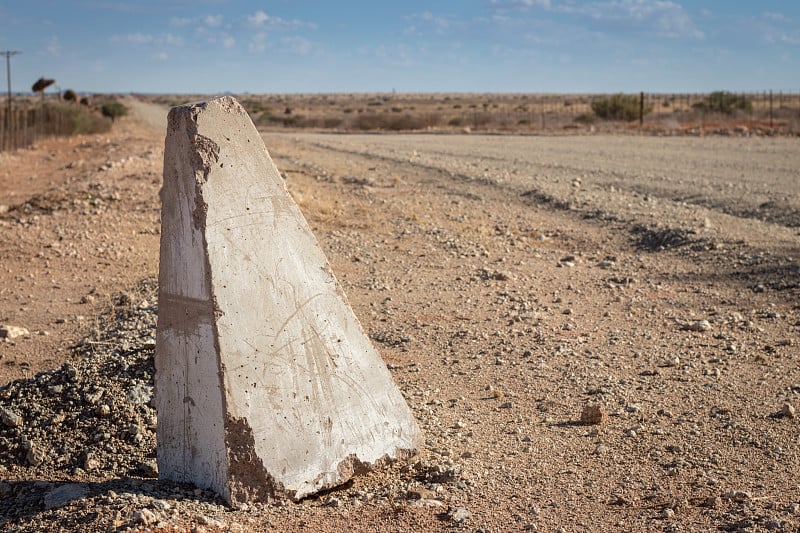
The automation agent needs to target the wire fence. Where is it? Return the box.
[492,91,800,132]
[0,99,113,153]
[247,90,800,134]
[0,105,74,151]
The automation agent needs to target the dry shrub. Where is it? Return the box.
[35,102,112,135]
[323,117,344,129]
[692,91,752,115]
[352,113,441,131]
[591,94,651,121]
[468,113,492,128]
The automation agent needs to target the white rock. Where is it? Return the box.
[132,508,158,526]
[0,406,22,427]
[0,325,30,340]
[450,507,472,523]
[44,483,89,510]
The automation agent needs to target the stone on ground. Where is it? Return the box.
[155,96,421,506]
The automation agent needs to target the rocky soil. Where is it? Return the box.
[1,100,799,532]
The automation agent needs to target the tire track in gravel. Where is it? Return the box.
[264,132,800,305]
[272,133,799,255]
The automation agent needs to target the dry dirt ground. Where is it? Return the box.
[1,98,799,532]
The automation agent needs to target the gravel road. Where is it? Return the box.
[285,133,800,245]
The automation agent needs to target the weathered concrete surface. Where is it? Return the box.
[155,96,421,505]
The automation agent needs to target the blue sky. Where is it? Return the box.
[0,1,798,94]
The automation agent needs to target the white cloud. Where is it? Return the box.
[153,51,168,61]
[205,14,223,27]
[171,14,224,28]
[283,36,313,55]
[164,33,183,46]
[114,32,152,44]
[222,35,236,48]
[779,32,800,45]
[490,0,551,9]
[248,10,270,26]
[249,32,268,53]
[46,36,61,57]
[112,33,184,46]
[559,0,703,39]
[756,11,799,46]
[490,0,703,40]
[762,12,789,23]
[552,1,703,40]
[403,11,460,36]
[170,16,193,26]
[359,43,419,67]
[246,10,316,30]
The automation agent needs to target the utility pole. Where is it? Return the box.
[2,50,21,117]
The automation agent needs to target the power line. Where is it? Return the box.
[2,50,22,116]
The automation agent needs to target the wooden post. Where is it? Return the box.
[769,90,774,129]
[639,91,644,128]
[540,97,545,130]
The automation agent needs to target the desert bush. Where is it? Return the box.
[323,117,343,129]
[574,112,596,124]
[288,117,344,129]
[351,114,384,130]
[101,102,128,122]
[62,89,79,103]
[281,114,305,126]
[256,110,273,124]
[692,91,753,114]
[469,113,492,127]
[32,102,112,135]
[352,113,440,131]
[448,117,464,127]
[591,94,650,121]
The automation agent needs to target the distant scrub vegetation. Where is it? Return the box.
[351,113,441,131]
[101,102,129,122]
[590,94,651,121]
[28,102,112,135]
[216,91,799,134]
[692,91,753,115]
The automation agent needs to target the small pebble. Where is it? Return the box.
[449,507,471,523]
[581,404,605,425]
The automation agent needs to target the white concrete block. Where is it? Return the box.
[155,96,421,506]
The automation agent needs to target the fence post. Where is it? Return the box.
[639,91,644,128]
[769,90,774,129]
[540,98,545,130]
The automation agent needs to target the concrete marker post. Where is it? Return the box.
[155,96,421,505]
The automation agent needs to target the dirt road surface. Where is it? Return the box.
[1,101,799,532]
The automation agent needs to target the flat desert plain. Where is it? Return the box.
[0,100,799,532]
